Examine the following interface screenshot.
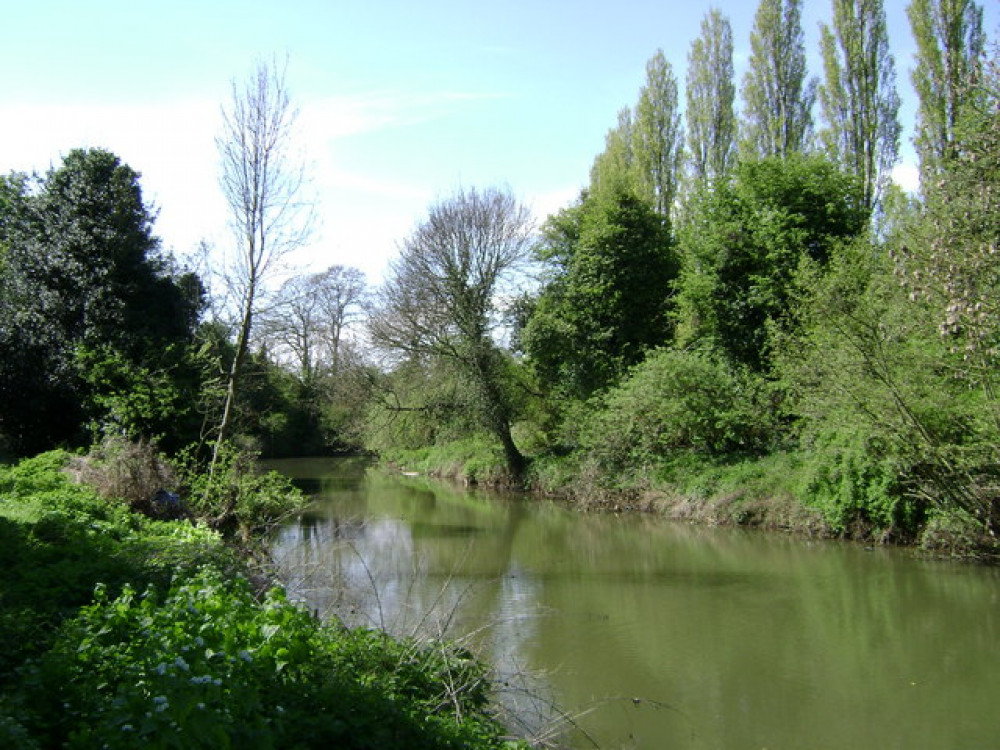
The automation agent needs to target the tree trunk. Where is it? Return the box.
[210,289,254,477]
[471,347,527,482]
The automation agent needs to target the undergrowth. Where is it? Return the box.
[0,450,525,749]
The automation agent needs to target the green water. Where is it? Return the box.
[269,457,1000,749]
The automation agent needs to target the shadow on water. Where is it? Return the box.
[269,457,1000,750]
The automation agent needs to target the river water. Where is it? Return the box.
[268,457,1000,749]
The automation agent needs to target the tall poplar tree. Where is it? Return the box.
[740,0,816,159]
[818,0,901,213]
[589,107,637,196]
[633,50,685,216]
[686,9,737,182]
[907,0,984,178]
[590,51,684,218]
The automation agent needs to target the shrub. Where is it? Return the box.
[795,430,921,538]
[68,437,177,515]
[173,443,306,539]
[578,347,777,476]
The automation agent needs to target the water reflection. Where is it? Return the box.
[269,458,1000,750]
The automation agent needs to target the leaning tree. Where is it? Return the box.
[369,186,535,478]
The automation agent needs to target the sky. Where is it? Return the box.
[2,0,998,285]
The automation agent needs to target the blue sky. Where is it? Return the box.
[2,1,997,283]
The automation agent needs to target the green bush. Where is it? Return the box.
[578,347,777,476]
[23,570,518,749]
[174,444,306,538]
[0,451,235,680]
[796,430,921,538]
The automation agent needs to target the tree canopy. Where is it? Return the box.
[0,148,202,455]
[740,0,816,159]
[369,186,535,477]
[675,154,868,371]
[521,184,678,399]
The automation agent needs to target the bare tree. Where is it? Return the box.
[212,56,312,470]
[259,264,367,382]
[312,265,367,374]
[369,186,535,478]
[258,273,321,382]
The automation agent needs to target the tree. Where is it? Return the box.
[0,149,202,455]
[589,108,638,197]
[740,0,817,159]
[368,187,534,478]
[312,265,367,374]
[260,265,366,382]
[818,0,901,214]
[675,155,868,371]
[686,9,737,183]
[896,52,1000,399]
[589,51,684,218]
[775,52,1000,538]
[908,0,985,179]
[633,51,685,216]
[521,185,678,399]
[213,57,311,470]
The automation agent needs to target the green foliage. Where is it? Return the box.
[675,154,867,370]
[0,149,204,456]
[740,0,816,159]
[686,8,737,182]
[577,347,777,478]
[776,217,998,539]
[75,343,206,449]
[590,51,684,217]
[0,451,520,749]
[364,358,482,455]
[363,354,538,486]
[174,443,306,538]
[632,51,685,215]
[0,451,234,679]
[794,430,914,537]
[818,0,901,212]
[383,434,509,486]
[522,185,678,399]
[21,570,514,749]
[908,0,985,178]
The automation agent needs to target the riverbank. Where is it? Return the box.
[0,450,526,749]
[383,443,1000,562]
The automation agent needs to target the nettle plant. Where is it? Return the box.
[31,572,320,748]
[26,570,516,750]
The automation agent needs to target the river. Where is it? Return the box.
[268,457,1000,749]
